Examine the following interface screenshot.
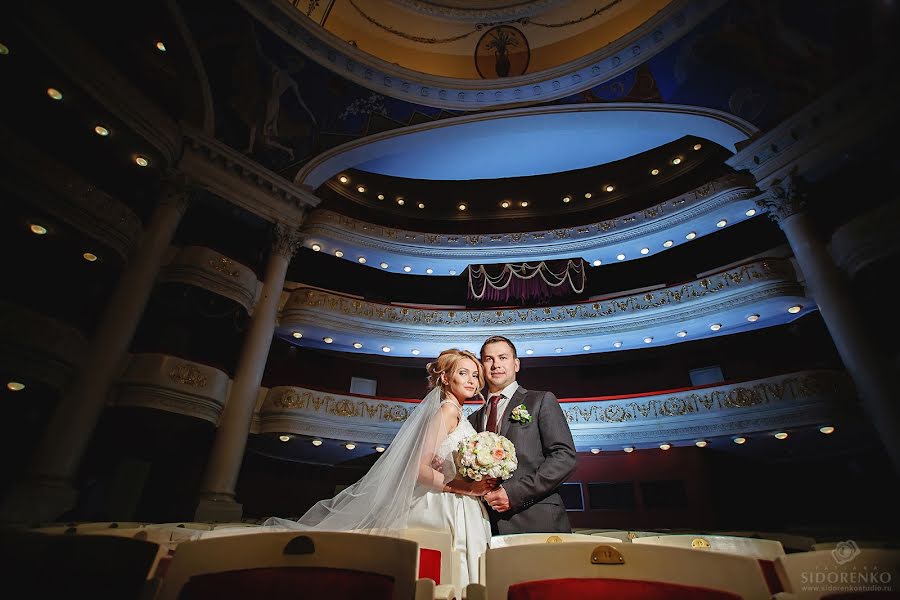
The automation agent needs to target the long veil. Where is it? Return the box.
[263,386,454,534]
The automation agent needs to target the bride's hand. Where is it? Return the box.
[447,477,499,497]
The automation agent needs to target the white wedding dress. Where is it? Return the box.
[407,400,491,589]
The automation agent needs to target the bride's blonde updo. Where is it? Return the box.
[426,348,485,400]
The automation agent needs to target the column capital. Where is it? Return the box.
[159,169,192,215]
[271,221,303,260]
[757,172,807,224]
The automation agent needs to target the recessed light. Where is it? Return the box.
[135,156,149,167]
[676,330,687,338]
[693,143,702,150]
[155,41,167,52]
[745,208,756,217]
[520,201,529,208]
[397,198,405,205]
[787,305,802,314]
[525,349,534,355]
[562,196,571,203]
[375,446,386,453]
[83,252,98,262]
[411,349,420,355]
[605,185,615,193]
[584,192,592,199]
[312,439,323,446]
[747,314,760,322]
[590,448,600,454]
[352,342,363,349]
[29,224,48,235]
[663,240,673,247]
[425,268,433,274]
[500,201,510,208]
[279,435,291,442]
[418,203,425,209]
[623,446,634,453]
[7,381,25,391]
[345,442,356,450]
[592,260,602,266]
[685,232,697,240]
[358,257,366,264]
[357,185,366,193]
[323,337,333,344]
[292,332,303,339]
[733,436,747,445]
[311,243,321,251]
[94,125,109,136]
[334,250,344,257]
[643,337,653,343]
[613,341,622,348]
[616,254,625,261]
[449,270,457,275]
[47,87,63,100]
[710,323,722,331]
[582,345,591,351]
[774,432,789,440]
[555,347,562,353]
[380,262,389,269]
[695,440,708,447]
[458,203,467,211]
[0,43,9,55]
[339,175,349,184]
[382,346,391,352]
[672,157,682,165]
[377,194,385,200]
[716,219,728,228]
[819,425,835,434]
[403,266,412,272]
[640,247,649,255]
[659,443,671,450]
[650,168,660,175]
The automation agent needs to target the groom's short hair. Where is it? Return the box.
[480,335,518,360]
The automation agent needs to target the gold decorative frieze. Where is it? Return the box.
[266,387,412,422]
[208,256,240,278]
[168,362,209,389]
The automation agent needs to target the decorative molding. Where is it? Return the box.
[159,246,260,313]
[757,172,807,224]
[830,201,900,276]
[159,169,193,215]
[237,0,723,110]
[272,223,305,260]
[114,353,230,424]
[179,127,315,227]
[389,0,567,23]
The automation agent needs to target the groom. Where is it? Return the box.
[469,335,577,534]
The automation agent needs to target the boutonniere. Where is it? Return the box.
[510,404,532,424]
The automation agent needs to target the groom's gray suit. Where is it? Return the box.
[468,385,577,534]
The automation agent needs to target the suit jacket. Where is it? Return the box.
[468,385,577,534]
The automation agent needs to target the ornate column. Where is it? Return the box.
[0,172,192,524]
[195,221,302,522]
[759,175,900,473]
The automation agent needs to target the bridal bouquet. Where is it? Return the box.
[456,431,517,481]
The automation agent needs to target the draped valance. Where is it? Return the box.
[468,260,586,305]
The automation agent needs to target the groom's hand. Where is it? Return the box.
[485,486,511,512]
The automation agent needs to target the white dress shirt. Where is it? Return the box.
[482,381,520,432]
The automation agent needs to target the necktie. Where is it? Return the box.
[486,395,502,433]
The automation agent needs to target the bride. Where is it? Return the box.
[264,348,496,588]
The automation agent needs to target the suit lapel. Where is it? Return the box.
[470,402,487,432]
[500,386,528,437]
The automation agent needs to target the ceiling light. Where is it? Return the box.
[745,208,756,217]
[590,448,600,454]
[520,201,529,208]
[323,337,333,344]
[457,203,467,211]
[582,345,591,351]
[819,425,835,434]
[380,262,389,269]
[693,143,702,150]
[352,342,362,349]
[312,439,323,446]
[605,185,615,193]
[0,43,9,55]
[94,125,109,136]
[339,175,349,184]
[663,240,673,247]
[733,436,747,445]
[356,185,366,193]
[788,305,802,314]
[774,432,789,440]
[500,201,510,208]
[7,382,25,391]
[418,203,425,209]
[562,196,571,203]
[659,443,671,450]
[357,257,366,264]
[616,254,625,260]
[382,346,391,352]
[613,341,622,348]
[672,157,682,165]
[135,156,149,167]
[377,194,384,200]
[411,349,420,355]
[640,247,649,255]
[403,266,412,272]
[685,232,697,240]
[592,260,601,266]
[292,332,303,339]
[397,198,405,205]
[334,250,344,257]
[643,337,653,343]
[710,323,722,331]
[449,269,457,275]
[623,446,634,453]
[47,87,63,100]
[676,330,687,338]
[345,442,356,450]
[311,244,321,251]
[156,41,167,52]
[716,219,728,228]
[525,349,534,355]
[747,314,760,322]
[425,268,433,274]
[584,192,592,199]
[375,446,386,453]
[695,440,708,448]
[555,347,562,353]
[279,435,291,442]
[650,168,660,175]
[29,224,48,235]
[83,252,98,262]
